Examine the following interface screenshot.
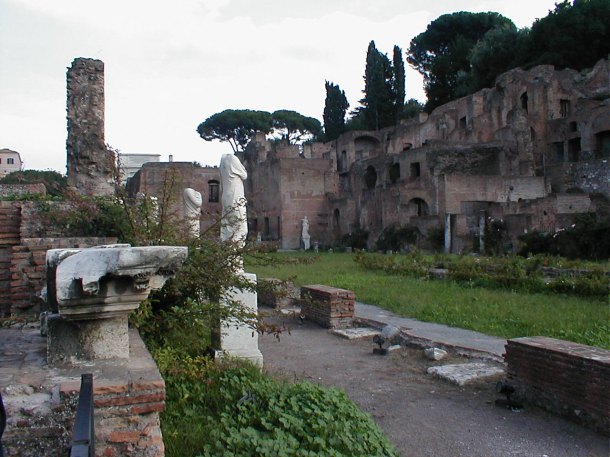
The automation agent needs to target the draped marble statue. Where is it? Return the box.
[301,216,311,250]
[183,188,202,238]
[220,153,248,244]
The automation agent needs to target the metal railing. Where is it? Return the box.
[1,392,6,457]
[70,373,95,457]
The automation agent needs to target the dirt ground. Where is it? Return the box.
[259,311,609,457]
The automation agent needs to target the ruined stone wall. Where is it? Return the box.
[66,58,115,197]
[2,328,166,457]
[0,183,46,199]
[506,336,610,435]
[0,200,117,316]
[242,60,609,251]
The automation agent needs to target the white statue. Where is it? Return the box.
[301,216,311,250]
[183,188,202,237]
[220,153,248,244]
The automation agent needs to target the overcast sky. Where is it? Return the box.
[1,0,559,173]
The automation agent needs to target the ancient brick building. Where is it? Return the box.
[127,162,222,235]
[241,59,610,252]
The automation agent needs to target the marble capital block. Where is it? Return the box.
[45,244,187,364]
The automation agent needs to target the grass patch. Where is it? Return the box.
[247,252,610,349]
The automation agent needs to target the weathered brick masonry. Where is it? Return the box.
[300,284,355,329]
[2,328,166,457]
[0,201,116,316]
[505,336,610,435]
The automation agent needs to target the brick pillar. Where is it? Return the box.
[66,58,115,196]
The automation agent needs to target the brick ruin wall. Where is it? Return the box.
[300,284,355,329]
[0,201,116,317]
[66,58,115,197]
[505,336,610,435]
[3,329,166,457]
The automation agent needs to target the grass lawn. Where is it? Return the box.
[247,252,610,349]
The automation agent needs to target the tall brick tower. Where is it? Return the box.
[66,58,115,196]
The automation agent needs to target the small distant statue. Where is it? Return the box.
[183,188,202,238]
[220,153,248,245]
[301,216,311,250]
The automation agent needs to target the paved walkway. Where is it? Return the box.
[355,302,507,361]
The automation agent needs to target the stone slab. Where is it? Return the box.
[332,327,379,339]
[427,362,504,386]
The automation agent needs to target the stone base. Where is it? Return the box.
[47,314,129,365]
[220,272,263,367]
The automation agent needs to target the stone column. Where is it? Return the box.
[478,210,486,253]
[66,58,115,196]
[444,213,452,254]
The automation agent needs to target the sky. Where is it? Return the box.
[1,0,560,173]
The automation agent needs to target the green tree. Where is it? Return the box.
[323,81,349,141]
[468,24,529,90]
[358,40,396,130]
[523,0,610,70]
[392,45,406,122]
[196,109,273,153]
[407,12,514,112]
[401,98,424,120]
[271,110,322,144]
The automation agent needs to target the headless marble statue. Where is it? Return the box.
[220,153,248,244]
[183,188,202,238]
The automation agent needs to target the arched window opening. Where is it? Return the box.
[409,198,429,217]
[364,166,377,189]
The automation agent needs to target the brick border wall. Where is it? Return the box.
[505,336,610,435]
[2,329,166,457]
[300,284,355,329]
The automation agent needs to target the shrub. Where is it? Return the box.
[161,362,398,457]
[376,224,420,252]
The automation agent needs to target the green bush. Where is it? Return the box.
[160,362,398,457]
[375,224,420,252]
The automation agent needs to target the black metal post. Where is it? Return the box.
[70,373,95,457]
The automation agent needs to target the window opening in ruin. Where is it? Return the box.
[410,162,421,179]
[208,180,219,202]
[459,116,467,129]
[552,142,564,163]
[569,122,578,132]
[595,130,610,159]
[389,163,400,184]
[520,92,528,113]
[337,150,347,171]
[409,198,429,216]
[364,166,377,189]
[0,158,2,164]
[7,158,14,165]
[333,208,341,238]
[277,216,281,240]
[252,218,258,234]
[568,137,581,162]
[264,217,270,237]
[560,99,570,118]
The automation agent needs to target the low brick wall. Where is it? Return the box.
[300,284,355,329]
[2,328,166,457]
[505,336,610,435]
[9,237,117,316]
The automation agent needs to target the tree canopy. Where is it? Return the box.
[196,109,273,153]
[407,12,514,112]
[354,41,406,130]
[323,81,349,142]
[271,110,322,144]
[523,0,610,70]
